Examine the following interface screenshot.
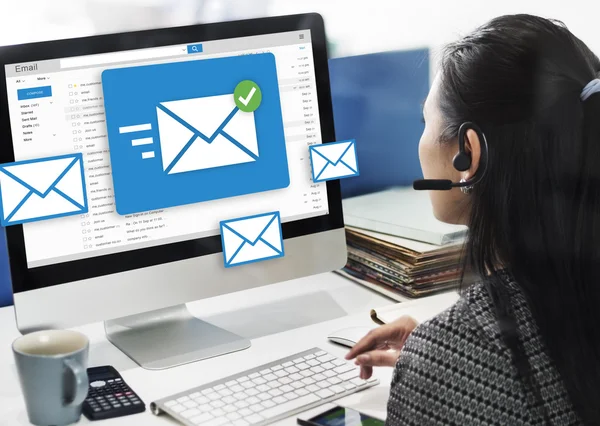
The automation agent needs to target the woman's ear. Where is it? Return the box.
[463,129,482,179]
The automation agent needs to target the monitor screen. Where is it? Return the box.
[3,30,328,269]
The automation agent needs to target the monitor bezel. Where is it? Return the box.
[0,13,343,294]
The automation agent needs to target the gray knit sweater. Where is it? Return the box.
[386,274,581,425]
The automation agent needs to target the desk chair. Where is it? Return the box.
[0,227,12,307]
[329,48,430,199]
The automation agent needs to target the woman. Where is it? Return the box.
[346,14,600,426]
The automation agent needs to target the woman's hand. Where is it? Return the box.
[345,316,419,379]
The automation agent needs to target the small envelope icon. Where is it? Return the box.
[0,153,88,226]
[156,93,259,175]
[220,211,284,268]
[309,139,359,183]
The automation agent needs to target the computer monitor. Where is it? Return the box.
[0,13,346,370]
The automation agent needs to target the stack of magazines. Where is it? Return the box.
[339,227,464,299]
[337,187,469,300]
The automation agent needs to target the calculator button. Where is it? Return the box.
[123,402,131,406]
[133,401,142,405]
[93,408,101,413]
[115,378,122,382]
[90,381,106,388]
[114,403,122,408]
[107,379,114,383]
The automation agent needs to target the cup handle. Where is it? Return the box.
[63,358,89,407]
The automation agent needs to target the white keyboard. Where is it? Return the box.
[150,347,379,425]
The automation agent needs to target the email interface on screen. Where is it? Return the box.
[4,30,328,267]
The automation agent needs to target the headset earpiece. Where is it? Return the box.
[453,122,475,172]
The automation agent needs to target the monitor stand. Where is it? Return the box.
[104,304,251,370]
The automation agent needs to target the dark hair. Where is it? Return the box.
[438,14,600,424]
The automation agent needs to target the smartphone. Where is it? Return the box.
[298,406,385,426]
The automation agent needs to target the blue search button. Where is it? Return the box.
[17,86,52,101]
[187,44,203,54]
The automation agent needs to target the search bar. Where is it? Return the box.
[186,44,203,54]
[60,46,187,69]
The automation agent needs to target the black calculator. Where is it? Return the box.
[83,365,146,420]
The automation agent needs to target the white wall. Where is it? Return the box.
[1,0,599,70]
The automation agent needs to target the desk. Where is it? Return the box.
[0,272,453,425]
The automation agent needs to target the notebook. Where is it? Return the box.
[369,291,460,325]
[343,187,468,245]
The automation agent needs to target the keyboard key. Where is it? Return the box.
[181,408,201,419]
[306,385,320,393]
[304,354,315,360]
[315,351,327,356]
[317,381,331,389]
[285,366,299,374]
[318,354,336,363]
[296,362,310,370]
[211,408,226,417]
[351,378,367,386]
[252,377,266,385]
[202,417,229,426]
[343,381,357,390]
[249,372,260,379]
[268,389,283,397]
[278,377,292,385]
[340,370,358,381]
[335,364,355,374]
[332,359,346,366]
[296,388,309,396]
[223,404,237,413]
[223,396,236,404]
[202,389,214,395]
[246,414,265,424]
[323,370,337,378]
[184,400,198,408]
[282,361,294,368]
[177,396,190,403]
[293,358,305,364]
[233,420,249,426]
[171,404,185,413]
[237,376,250,383]
[322,362,335,370]
[164,400,177,407]
[199,404,212,412]
[316,388,335,399]
[300,370,313,378]
[290,373,304,381]
[306,359,319,367]
[234,400,249,409]
[314,374,326,381]
[262,400,276,408]
[271,365,283,371]
[259,369,271,375]
[230,384,245,393]
[331,385,346,394]
[250,403,264,413]
[268,380,282,388]
[234,392,249,400]
[263,373,277,382]
[210,400,225,409]
[207,392,221,401]
[214,384,226,391]
[273,396,287,404]
[274,370,288,378]
[327,377,342,385]
[242,381,255,389]
[239,408,253,417]
[190,413,213,424]
[292,381,305,389]
[190,392,201,399]
[225,380,237,387]
[227,412,242,420]
[246,388,259,396]
[280,384,294,393]
[257,393,271,401]
[284,392,299,400]
[261,394,321,419]
[218,388,233,397]
[247,396,260,405]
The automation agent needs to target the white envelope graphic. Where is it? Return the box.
[0,154,87,226]
[220,212,284,267]
[156,93,259,175]
[309,140,359,182]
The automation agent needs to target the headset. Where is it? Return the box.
[413,122,489,191]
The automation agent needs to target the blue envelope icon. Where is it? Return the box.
[220,211,284,268]
[0,153,88,226]
[309,139,360,182]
